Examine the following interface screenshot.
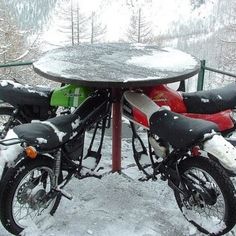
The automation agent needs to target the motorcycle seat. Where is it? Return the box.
[0,80,52,106]
[13,90,110,151]
[13,113,82,150]
[183,83,236,114]
[149,110,219,149]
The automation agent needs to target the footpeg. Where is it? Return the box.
[55,188,73,200]
[76,167,102,179]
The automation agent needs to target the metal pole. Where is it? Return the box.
[197,60,205,91]
[0,61,33,68]
[112,88,122,172]
[204,66,236,79]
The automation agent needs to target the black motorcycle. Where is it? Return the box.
[0,89,236,235]
[0,80,58,138]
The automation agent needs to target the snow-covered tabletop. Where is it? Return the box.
[33,43,200,88]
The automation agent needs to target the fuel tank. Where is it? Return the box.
[144,84,187,113]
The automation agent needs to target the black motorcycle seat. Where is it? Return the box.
[13,113,81,150]
[0,80,52,106]
[13,90,110,151]
[183,83,236,114]
[149,110,219,149]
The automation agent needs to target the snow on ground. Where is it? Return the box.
[0,128,236,236]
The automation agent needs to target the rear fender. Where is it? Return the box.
[203,134,236,174]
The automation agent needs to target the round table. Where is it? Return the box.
[33,43,200,172]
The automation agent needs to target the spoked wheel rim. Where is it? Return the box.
[0,114,12,138]
[12,166,56,228]
[0,114,21,139]
[180,167,226,233]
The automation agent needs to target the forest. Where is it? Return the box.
[0,0,235,89]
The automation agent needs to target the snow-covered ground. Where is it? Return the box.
[0,126,236,236]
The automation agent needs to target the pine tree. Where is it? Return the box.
[90,11,107,44]
[127,8,153,43]
[75,1,89,44]
[50,0,89,46]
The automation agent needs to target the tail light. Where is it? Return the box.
[191,146,200,157]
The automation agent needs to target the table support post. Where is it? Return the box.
[112,88,122,172]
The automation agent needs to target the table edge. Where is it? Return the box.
[33,65,200,88]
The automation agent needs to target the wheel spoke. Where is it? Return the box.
[12,166,56,229]
[178,164,227,234]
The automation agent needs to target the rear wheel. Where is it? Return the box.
[174,157,236,235]
[0,157,61,235]
[0,106,23,139]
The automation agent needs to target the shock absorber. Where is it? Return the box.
[53,149,61,187]
[53,149,73,200]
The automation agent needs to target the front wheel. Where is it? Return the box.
[0,157,61,235]
[174,157,236,235]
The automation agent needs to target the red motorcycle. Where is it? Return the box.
[145,83,236,144]
[134,83,236,176]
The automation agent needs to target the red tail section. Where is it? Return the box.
[145,85,234,132]
[183,110,234,132]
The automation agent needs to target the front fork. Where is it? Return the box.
[53,150,61,187]
[52,150,73,200]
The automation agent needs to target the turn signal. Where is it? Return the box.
[25,146,38,159]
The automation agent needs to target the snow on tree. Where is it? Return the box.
[191,0,205,10]
[75,1,89,44]
[0,1,26,65]
[90,11,107,44]
[216,0,236,75]
[126,8,153,43]
[50,0,77,46]
[44,0,91,46]
[0,0,58,85]
[4,0,58,32]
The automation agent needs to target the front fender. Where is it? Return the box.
[0,151,55,181]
